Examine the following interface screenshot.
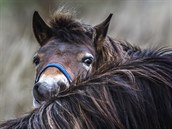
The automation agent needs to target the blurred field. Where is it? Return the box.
[0,0,171,120]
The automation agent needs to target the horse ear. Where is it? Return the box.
[32,11,52,46]
[94,14,113,42]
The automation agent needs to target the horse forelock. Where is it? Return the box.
[47,11,93,46]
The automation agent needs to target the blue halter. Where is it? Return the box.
[35,63,72,83]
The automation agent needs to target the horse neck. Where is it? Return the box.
[95,37,129,69]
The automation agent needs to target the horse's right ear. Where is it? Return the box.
[32,11,52,46]
[94,14,113,41]
[93,14,113,52]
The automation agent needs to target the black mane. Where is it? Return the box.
[1,45,172,129]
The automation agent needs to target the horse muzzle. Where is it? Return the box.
[33,63,72,108]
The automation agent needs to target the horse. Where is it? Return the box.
[0,51,172,129]
[31,11,126,108]
[0,10,172,129]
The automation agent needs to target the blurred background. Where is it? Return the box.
[0,0,171,120]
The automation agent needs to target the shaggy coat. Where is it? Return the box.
[0,11,172,129]
[1,46,172,129]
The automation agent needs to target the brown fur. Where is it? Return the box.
[0,11,172,129]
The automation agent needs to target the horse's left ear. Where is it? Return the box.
[94,14,113,43]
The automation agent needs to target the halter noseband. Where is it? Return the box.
[35,63,72,83]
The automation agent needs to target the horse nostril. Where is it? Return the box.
[33,82,50,102]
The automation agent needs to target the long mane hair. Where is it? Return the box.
[1,11,172,129]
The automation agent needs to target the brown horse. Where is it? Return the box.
[32,11,125,108]
[0,48,172,129]
[0,10,172,129]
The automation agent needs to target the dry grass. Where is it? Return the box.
[0,0,171,120]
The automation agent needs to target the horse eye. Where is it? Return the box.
[82,57,93,66]
[33,56,40,66]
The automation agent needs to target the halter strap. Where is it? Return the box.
[35,63,72,83]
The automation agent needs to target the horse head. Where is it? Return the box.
[32,11,124,108]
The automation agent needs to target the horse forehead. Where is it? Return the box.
[38,43,77,54]
[38,40,94,55]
